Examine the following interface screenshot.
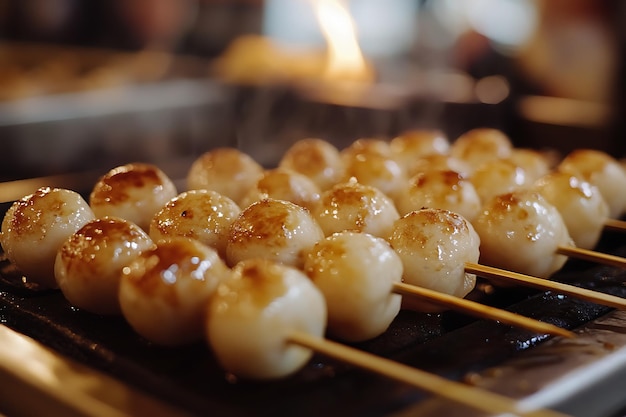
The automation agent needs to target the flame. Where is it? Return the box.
[311,0,374,83]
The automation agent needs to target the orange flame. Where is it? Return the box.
[311,0,375,83]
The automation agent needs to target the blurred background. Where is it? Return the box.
[0,0,624,182]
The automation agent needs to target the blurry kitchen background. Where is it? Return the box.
[0,0,624,183]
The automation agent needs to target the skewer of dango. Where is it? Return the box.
[205,258,568,417]
[224,196,573,338]
[464,190,626,309]
[387,203,626,311]
[10,191,566,415]
[473,190,626,274]
[304,229,572,340]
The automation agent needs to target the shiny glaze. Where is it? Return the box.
[55,217,154,315]
[90,164,163,206]
[312,180,399,238]
[0,187,95,288]
[396,169,481,221]
[559,149,626,218]
[214,259,289,311]
[388,208,479,311]
[149,189,241,259]
[304,231,402,342]
[533,172,609,250]
[340,138,392,159]
[119,237,231,346]
[89,163,177,232]
[207,258,327,380]
[227,199,324,268]
[473,190,573,278]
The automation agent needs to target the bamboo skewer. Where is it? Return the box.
[288,331,570,417]
[393,282,574,338]
[604,218,626,232]
[465,262,626,310]
[556,245,626,269]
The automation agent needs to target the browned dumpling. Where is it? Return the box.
[558,149,626,218]
[312,179,400,239]
[1,187,95,288]
[473,191,574,279]
[450,128,513,171]
[471,159,531,203]
[119,237,231,346]
[89,163,177,232]
[533,172,609,250]
[226,199,324,268]
[239,168,321,211]
[55,217,154,315]
[304,231,402,342]
[149,189,241,259]
[186,147,263,206]
[206,258,327,380]
[340,152,406,200]
[388,208,480,312]
[279,138,344,191]
[395,170,481,221]
[339,137,403,200]
[508,149,552,182]
[389,129,450,172]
